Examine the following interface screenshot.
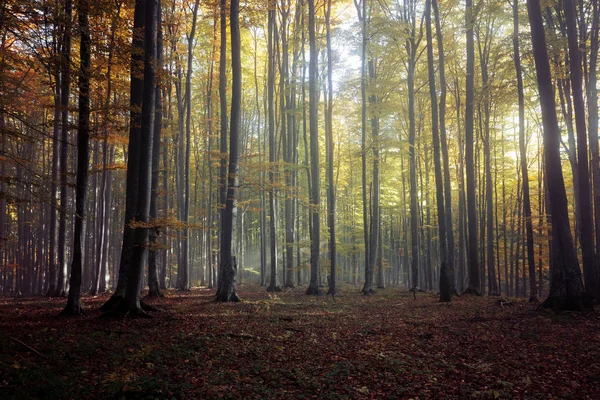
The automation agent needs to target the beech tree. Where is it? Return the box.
[527,0,590,311]
[63,0,90,315]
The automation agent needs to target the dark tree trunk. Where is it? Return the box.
[588,0,600,300]
[100,0,147,313]
[122,0,157,315]
[432,0,455,294]
[306,0,320,295]
[368,59,381,293]
[57,0,73,297]
[464,0,480,295]
[266,6,281,293]
[217,0,228,294]
[325,0,336,296]
[216,0,241,302]
[513,0,537,302]
[426,0,450,302]
[63,0,90,315]
[48,73,60,296]
[565,0,597,299]
[527,0,590,311]
[354,0,372,295]
[400,0,420,293]
[148,0,164,298]
[179,0,199,292]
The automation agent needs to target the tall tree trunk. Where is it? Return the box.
[148,0,164,298]
[464,0,480,295]
[99,0,147,312]
[266,5,281,293]
[325,0,336,295]
[63,0,90,315]
[527,0,589,311]
[368,59,381,293]
[513,0,536,302]
[216,0,241,302]
[565,0,597,299]
[432,0,455,294]
[306,0,320,295]
[354,0,371,295]
[588,0,600,300]
[179,0,199,292]
[57,0,73,297]
[123,0,157,315]
[217,0,229,293]
[426,0,450,302]
[47,72,60,296]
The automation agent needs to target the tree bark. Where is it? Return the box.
[527,0,590,311]
[148,0,164,298]
[432,0,455,294]
[513,0,536,302]
[63,0,90,315]
[306,0,320,295]
[426,0,450,302]
[464,0,480,295]
[216,0,241,302]
[565,0,597,299]
[100,0,147,313]
[324,0,336,296]
[123,0,157,315]
[57,0,73,297]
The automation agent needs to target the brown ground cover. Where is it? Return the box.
[1,285,599,399]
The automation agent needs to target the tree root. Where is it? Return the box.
[462,288,482,296]
[266,285,282,293]
[306,283,321,296]
[539,295,593,313]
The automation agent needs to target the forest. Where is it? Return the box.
[1,0,600,398]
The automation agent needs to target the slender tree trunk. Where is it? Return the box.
[464,0,480,295]
[324,0,336,295]
[432,0,455,294]
[513,0,536,301]
[306,0,320,295]
[426,0,450,302]
[57,0,73,297]
[47,72,60,296]
[63,0,90,315]
[148,0,164,298]
[216,0,241,302]
[354,0,371,295]
[266,5,281,293]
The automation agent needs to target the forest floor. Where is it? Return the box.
[1,285,599,400]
